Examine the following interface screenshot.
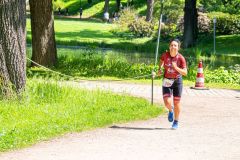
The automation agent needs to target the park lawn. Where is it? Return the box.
[215,35,240,56]
[26,18,155,52]
[27,18,240,56]
[196,34,240,56]
[53,0,146,17]
[0,79,163,152]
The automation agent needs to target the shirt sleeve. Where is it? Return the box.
[160,52,166,62]
[181,56,187,69]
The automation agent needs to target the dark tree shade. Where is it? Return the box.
[183,0,198,48]
[116,0,121,11]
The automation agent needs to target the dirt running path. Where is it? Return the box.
[1,81,240,160]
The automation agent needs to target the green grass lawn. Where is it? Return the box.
[26,18,158,53]
[27,18,240,56]
[0,79,163,152]
[53,0,147,17]
[196,34,240,56]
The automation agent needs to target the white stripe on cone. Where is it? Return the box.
[197,68,203,73]
[196,78,204,83]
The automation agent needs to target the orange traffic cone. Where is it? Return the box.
[191,60,209,90]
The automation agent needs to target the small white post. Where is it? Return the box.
[213,17,216,54]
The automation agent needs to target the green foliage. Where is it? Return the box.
[204,64,240,84]
[129,16,154,37]
[208,12,240,34]
[177,46,240,85]
[27,49,155,79]
[197,12,211,33]
[116,7,136,29]
[26,47,240,87]
[159,23,180,40]
[0,79,163,151]
[186,57,240,85]
[200,0,240,14]
[55,50,155,78]
[154,0,184,24]
[177,12,211,34]
[114,7,154,38]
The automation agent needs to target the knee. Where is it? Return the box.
[173,98,181,107]
[173,96,181,102]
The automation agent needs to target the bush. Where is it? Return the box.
[115,7,137,32]
[160,23,180,40]
[204,65,240,84]
[198,12,211,33]
[114,7,154,38]
[187,64,240,84]
[208,12,240,34]
[177,12,211,33]
[129,16,154,37]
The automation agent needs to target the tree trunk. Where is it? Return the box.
[146,0,154,22]
[29,0,57,67]
[116,0,121,11]
[88,0,92,4]
[183,0,198,48]
[104,0,110,13]
[0,0,26,96]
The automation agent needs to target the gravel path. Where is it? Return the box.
[1,81,240,160]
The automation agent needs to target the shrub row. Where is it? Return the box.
[208,12,240,34]
[27,51,240,85]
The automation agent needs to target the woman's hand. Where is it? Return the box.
[157,69,162,77]
[172,62,187,76]
[172,62,177,69]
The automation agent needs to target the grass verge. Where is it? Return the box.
[0,79,163,152]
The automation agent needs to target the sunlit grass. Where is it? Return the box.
[0,79,163,152]
[26,18,156,53]
[196,34,240,56]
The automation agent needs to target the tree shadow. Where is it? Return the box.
[132,0,148,9]
[54,16,103,23]
[53,30,168,54]
[110,125,172,130]
[56,30,115,39]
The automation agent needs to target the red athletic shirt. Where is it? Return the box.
[160,52,187,79]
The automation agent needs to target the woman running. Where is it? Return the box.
[158,39,187,129]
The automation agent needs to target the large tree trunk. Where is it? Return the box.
[0,0,26,96]
[104,0,110,13]
[146,0,154,22]
[183,0,198,48]
[29,0,57,67]
[116,0,121,11]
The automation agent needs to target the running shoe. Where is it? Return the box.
[168,110,174,122]
[172,120,178,130]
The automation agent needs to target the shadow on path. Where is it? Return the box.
[110,125,172,131]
